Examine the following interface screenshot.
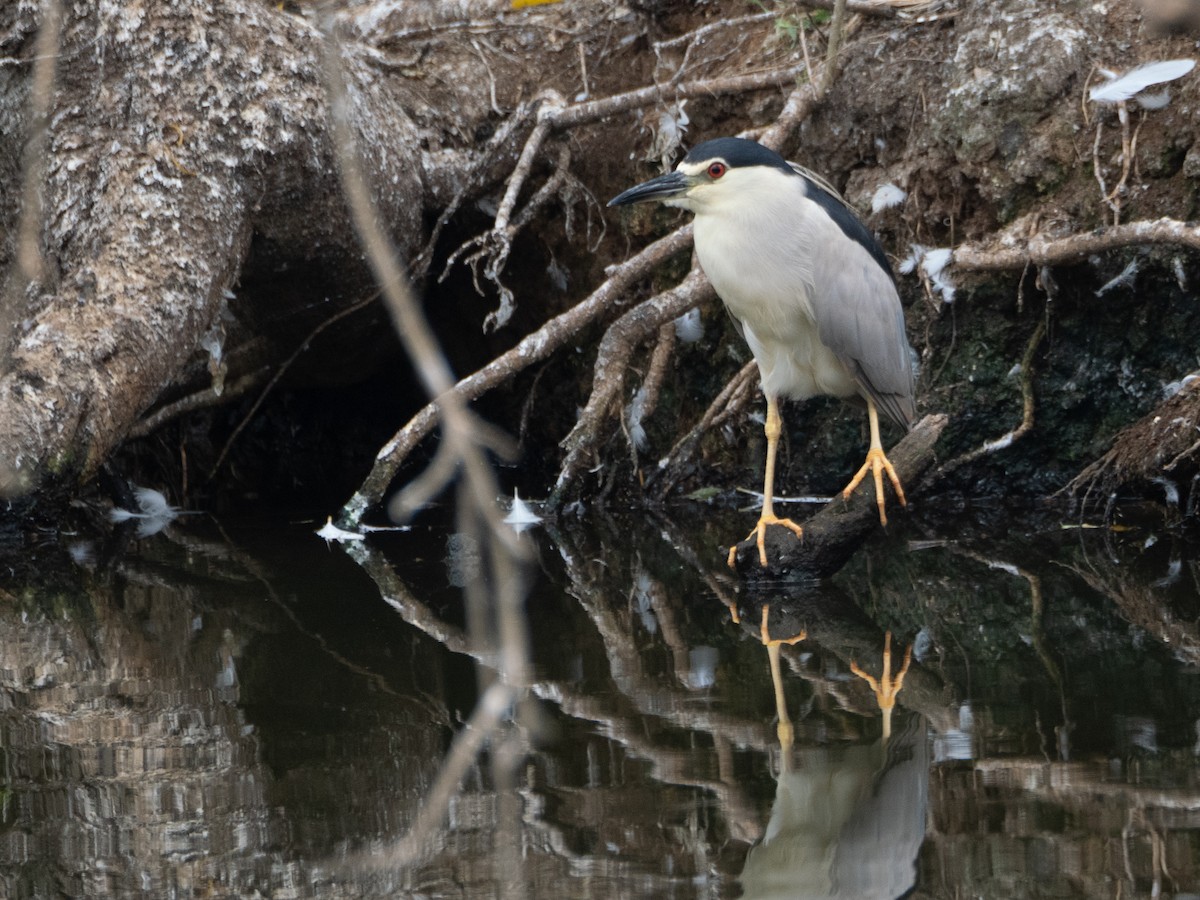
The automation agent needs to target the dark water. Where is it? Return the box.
[4,501,1200,898]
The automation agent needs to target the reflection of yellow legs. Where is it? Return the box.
[761,606,806,768]
[841,399,907,526]
[729,396,805,568]
[850,631,912,740]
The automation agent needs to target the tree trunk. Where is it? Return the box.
[0,0,426,496]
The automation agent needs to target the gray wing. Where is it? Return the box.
[798,176,917,430]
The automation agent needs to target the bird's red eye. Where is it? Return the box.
[707,162,726,179]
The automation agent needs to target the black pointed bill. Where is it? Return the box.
[607,170,689,207]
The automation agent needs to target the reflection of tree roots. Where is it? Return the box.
[1124,808,1176,898]
[346,540,776,857]
[1063,545,1200,668]
[950,545,1072,758]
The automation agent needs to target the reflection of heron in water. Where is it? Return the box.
[740,620,928,900]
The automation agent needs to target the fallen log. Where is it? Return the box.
[729,413,948,581]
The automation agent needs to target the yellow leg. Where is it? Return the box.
[760,605,806,766]
[767,643,794,764]
[850,631,913,740]
[728,396,805,568]
[841,398,907,526]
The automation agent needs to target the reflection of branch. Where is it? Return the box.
[951,546,1070,759]
[345,540,767,846]
[542,684,765,845]
[974,757,1200,809]
[571,567,776,748]
[648,509,741,615]
[1062,549,1200,667]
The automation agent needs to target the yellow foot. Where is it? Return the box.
[850,631,913,713]
[759,605,807,647]
[842,446,907,526]
[727,514,805,568]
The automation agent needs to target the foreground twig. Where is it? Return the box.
[321,13,535,874]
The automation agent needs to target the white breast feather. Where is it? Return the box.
[692,168,858,402]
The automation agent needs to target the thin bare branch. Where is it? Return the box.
[339,226,694,525]
[204,292,380,476]
[443,143,574,332]
[551,63,808,131]
[128,369,266,440]
[934,318,1046,479]
[822,0,849,93]
[552,268,715,503]
[650,360,759,499]
[411,101,538,280]
[639,322,676,424]
[495,93,564,233]
[654,11,777,51]
[952,218,1200,271]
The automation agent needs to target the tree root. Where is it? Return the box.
[551,267,716,505]
[1063,380,1200,513]
[338,226,694,526]
[649,360,759,501]
[951,217,1200,271]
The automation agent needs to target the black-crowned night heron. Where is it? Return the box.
[609,137,916,567]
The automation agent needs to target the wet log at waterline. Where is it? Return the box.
[730,413,949,581]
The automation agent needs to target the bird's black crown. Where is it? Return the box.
[683,137,794,174]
